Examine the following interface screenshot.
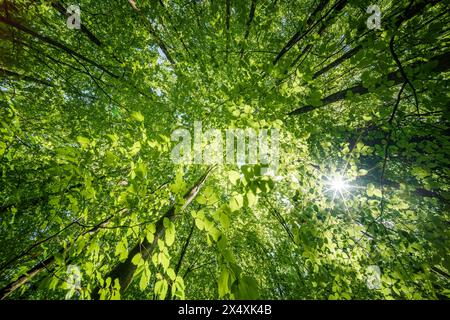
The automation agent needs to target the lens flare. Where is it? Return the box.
[325,174,352,201]
[330,176,348,192]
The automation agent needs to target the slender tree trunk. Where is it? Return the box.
[0,252,59,300]
[0,67,53,86]
[127,0,176,65]
[50,1,103,47]
[0,16,118,78]
[288,51,450,115]
[312,0,442,79]
[225,0,231,62]
[273,0,339,65]
[0,215,113,300]
[239,0,257,59]
[290,0,347,68]
[166,223,195,299]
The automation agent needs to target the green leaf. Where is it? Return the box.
[229,194,244,212]
[196,186,218,205]
[358,169,368,176]
[218,267,230,298]
[170,168,186,194]
[172,276,186,299]
[146,231,154,244]
[218,211,230,230]
[195,216,205,229]
[246,190,258,207]
[167,267,176,281]
[159,252,170,270]
[77,136,90,149]
[115,240,128,261]
[232,276,259,299]
[139,265,151,291]
[367,183,382,198]
[130,141,141,156]
[155,279,168,299]
[228,170,240,185]
[131,253,143,266]
[163,217,175,247]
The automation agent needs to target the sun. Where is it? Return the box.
[330,175,348,192]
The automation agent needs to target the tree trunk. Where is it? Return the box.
[0,215,112,300]
[92,167,213,298]
[0,16,118,78]
[312,0,442,79]
[288,51,450,115]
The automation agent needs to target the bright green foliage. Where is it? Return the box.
[0,0,449,300]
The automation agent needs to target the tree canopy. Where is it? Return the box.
[0,0,449,300]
